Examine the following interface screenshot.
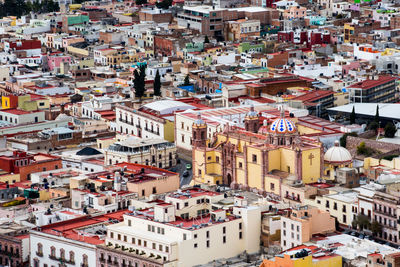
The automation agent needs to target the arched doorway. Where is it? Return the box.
[227,173,232,186]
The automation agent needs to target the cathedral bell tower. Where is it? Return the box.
[192,112,207,148]
[244,105,260,133]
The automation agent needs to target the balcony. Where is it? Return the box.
[285,194,300,202]
[374,208,396,218]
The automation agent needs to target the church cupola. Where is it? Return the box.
[244,105,260,133]
[268,109,298,146]
[192,112,207,148]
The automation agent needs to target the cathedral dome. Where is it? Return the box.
[324,140,352,164]
[269,117,296,134]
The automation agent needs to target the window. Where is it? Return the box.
[37,243,43,256]
[239,223,242,230]
[69,251,74,263]
[194,243,198,248]
[239,232,242,239]
[82,254,88,265]
[252,154,257,163]
[60,249,65,260]
[223,227,226,234]
[216,156,219,163]
[270,183,275,191]
[50,246,55,257]
[206,240,210,248]
[183,234,187,240]
[206,231,209,238]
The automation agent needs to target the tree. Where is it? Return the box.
[204,35,210,44]
[134,65,146,101]
[135,0,147,5]
[374,105,380,124]
[156,0,173,9]
[153,70,161,97]
[183,74,191,86]
[370,221,382,236]
[352,214,371,231]
[384,122,397,138]
[368,121,379,132]
[350,106,356,124]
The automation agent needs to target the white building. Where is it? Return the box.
[116,100,196,142]
[30,212,125,267]
[105,188,261,267]
[293,64,336,79]
[34,208,86,227]
[0,109,45,125]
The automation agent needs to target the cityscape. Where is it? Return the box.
[0,0,398,266]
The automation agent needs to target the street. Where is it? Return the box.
[168,158,193,186]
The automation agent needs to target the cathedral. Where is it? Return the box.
[192,106,325,196]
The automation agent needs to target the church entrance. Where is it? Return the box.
[227,173,232,186]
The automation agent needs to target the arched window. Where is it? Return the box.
[37,243,43,256]
[50,246,55,257]
[60,248,65,260]
[69,251,74,263]
[82,254,88,265]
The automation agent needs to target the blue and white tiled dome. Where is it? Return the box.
[269,118,296,134]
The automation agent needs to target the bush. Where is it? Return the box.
[368,121,379,132]
[384,122,397,138]
[357,142,374,156]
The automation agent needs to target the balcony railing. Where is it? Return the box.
[285,195,300,202]
[374,208,397,218]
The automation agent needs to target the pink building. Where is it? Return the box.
[281,205,335,250]
[45,53,72,71]
[283,6,307,20]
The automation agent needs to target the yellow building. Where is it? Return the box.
[260,245,342,267]
[192,108,324,195]
[323,140,353,180]
[1,94,49,111]
[344,23,355,43]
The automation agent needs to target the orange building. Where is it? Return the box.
[19,154,62,181]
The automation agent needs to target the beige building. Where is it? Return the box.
[105,188,261,267]
[104,138,177,169]
[307,190,359,227]
[281,205,335,250]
